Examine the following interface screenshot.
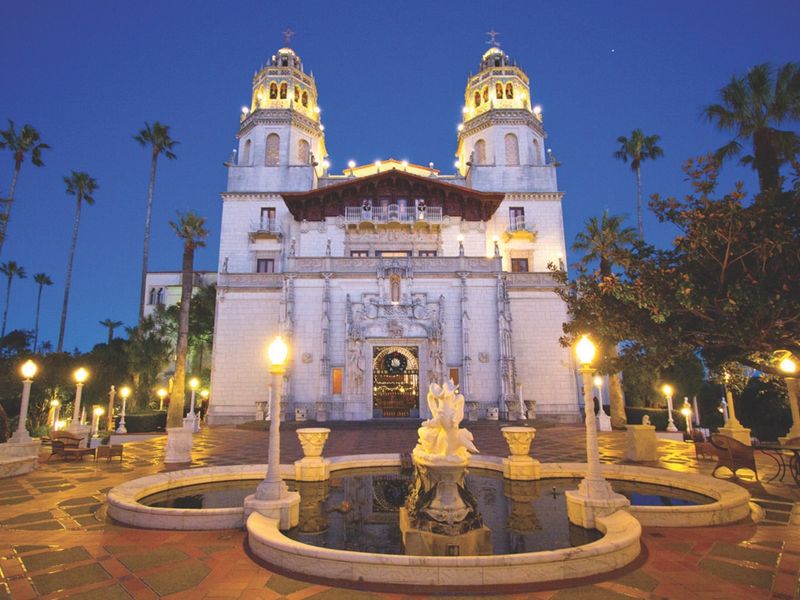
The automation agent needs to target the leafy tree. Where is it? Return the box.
[572,212,637,427]
[0,329,31,358]
[99,318,123,345]
[622,352,704,408]
[167,211,208,429]
[0,121,49,254]
[134,122,178,321]
[702,62,800,193]
[613,129,664,239]
[32,273,53,352]
[57,171,97,352]
[124,316,171,411]
[0,260,26,336]
[156,283,216,375]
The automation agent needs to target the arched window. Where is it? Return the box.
[506,83,514,99]
[301,91,308,107]
[474,91,481,107]
[156,288,166,305]
[496,83,503,99]
[294,86,300,102]
[241,139,252,165]
[298,139,310,164]
[482,87,489,102]
[505,133,519,166]
[269,82,278,99]
[148,288,156,305]
[279,83,287,99]
[532,139,541,165]
[265,134,280,166]
[474,139,486,165]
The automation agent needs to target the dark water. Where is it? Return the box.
[139,469,714,555]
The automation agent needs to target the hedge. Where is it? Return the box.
[625,407,690,432]
[114,411,167,433]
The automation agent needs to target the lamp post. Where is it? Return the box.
[157,388,167,411]
[593,374,612,431]
[779,356,800,442]
[200,389,209,425]
[680,401,692,436]
[661,384,678,432]
[259,337,289,499]
[106,385,116,431]
[68,367,89,432]
[116,386,130,434]
[10,360,37,443]
[91,407,105,438]
[186,377,200,433]
[565,336,628,528]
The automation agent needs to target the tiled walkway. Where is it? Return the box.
[0,422,798,599]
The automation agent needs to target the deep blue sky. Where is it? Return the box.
[1,1,797,352]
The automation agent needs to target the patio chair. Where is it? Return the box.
[47,431,84,460]
[710,434,758,480]
[690,430,716,461]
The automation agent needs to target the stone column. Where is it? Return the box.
[318,273,333,421]
[718,381,751,446]
[280,274,296,418]
[495,274,517,418]
[457,272,471,401]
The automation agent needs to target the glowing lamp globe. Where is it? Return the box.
[575,336,596,366]
[347,160,356,169]
[680,406,691,417]
[268,336,289,368]
[189,377,200,390]
[593,375,603,388]
[120,386,131,399]
[200,389,209,399]
[662,384,673,397]
[74,367,89,384]
[157,388,167,399]
[779,357,797,375]
[93,406,105,416]
[50,399,60,408]
[20,360,38,380]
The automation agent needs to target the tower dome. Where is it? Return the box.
[245,46,321,123]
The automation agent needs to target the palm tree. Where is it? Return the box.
[0,261,26,337]
[99,318,123,345]
[613,129,664,239]
[167,211,208,430]
[57,171,97,352]
[703,62,800,193]
[573,211,638,429]
[0,121,50,255]
[134,122,178,322]
[32,272,53,351]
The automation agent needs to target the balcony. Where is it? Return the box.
[344,205,443,228]
[504,215,536,241]
[249,219,282,241]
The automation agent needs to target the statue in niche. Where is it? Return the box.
[390,275,401,303]
[428,336,444,385]
[348,340,365,390]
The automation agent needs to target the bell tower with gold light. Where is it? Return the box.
[455,39,556,193]
[228,33,328,193]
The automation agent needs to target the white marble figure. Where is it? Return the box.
[414,381,478,463]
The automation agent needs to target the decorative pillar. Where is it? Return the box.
[495,274,517,418]
[280,274,296,418]
[457,272,471,400]
[318,273,333,420]
[106,386,116,431]
[718,373,751,446]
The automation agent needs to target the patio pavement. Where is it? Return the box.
[0,422,798,599]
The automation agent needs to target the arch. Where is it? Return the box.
[269,82,278,99]
[505,133,519,166]
[474,91,481,107]
[156,288,166,305]
[301,91,308,107]
[482,86,489,103]
[294,85,300,102]
[506,83,514,99]
[496,82,503,99]
[297,139,310,164]
[265,134,280,166]
[241,139,252,165]
[279,82,287,99]
[532,138,541,165]
[148,288,156,305]
[473,139,486,165]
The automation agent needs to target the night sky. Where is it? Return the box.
[1,1,797,352]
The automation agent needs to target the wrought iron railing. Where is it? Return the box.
[344,205,443,224]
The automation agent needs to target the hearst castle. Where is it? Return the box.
[173,42,580,424]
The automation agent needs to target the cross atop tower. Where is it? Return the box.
[282,28,295,47]
[485,29,501,47]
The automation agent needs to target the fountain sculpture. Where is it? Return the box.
[400,381,491,556]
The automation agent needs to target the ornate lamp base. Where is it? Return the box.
[244,492,300,530]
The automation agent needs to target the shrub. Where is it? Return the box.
[114,411,166,433]
[625,406,690,431]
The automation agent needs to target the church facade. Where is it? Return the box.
[207,43,579,424]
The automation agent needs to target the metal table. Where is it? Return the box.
[753,443,800,484]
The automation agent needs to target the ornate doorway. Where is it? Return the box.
[372,346,419,417]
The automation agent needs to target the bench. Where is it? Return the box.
[710,433,758,480]
[48,431,87,460]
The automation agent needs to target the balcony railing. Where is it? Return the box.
[505,215,536,241]
[249,219,281,239]
[344,205,443,225]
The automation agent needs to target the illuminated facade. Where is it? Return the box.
[208,44,578,424]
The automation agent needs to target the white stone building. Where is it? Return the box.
[207,43,579,424]
[143,271,217,319]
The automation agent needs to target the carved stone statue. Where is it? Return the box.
[414,381,478,464]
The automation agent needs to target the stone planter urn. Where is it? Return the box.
[501,426,540,480]
[295,428,331,482]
